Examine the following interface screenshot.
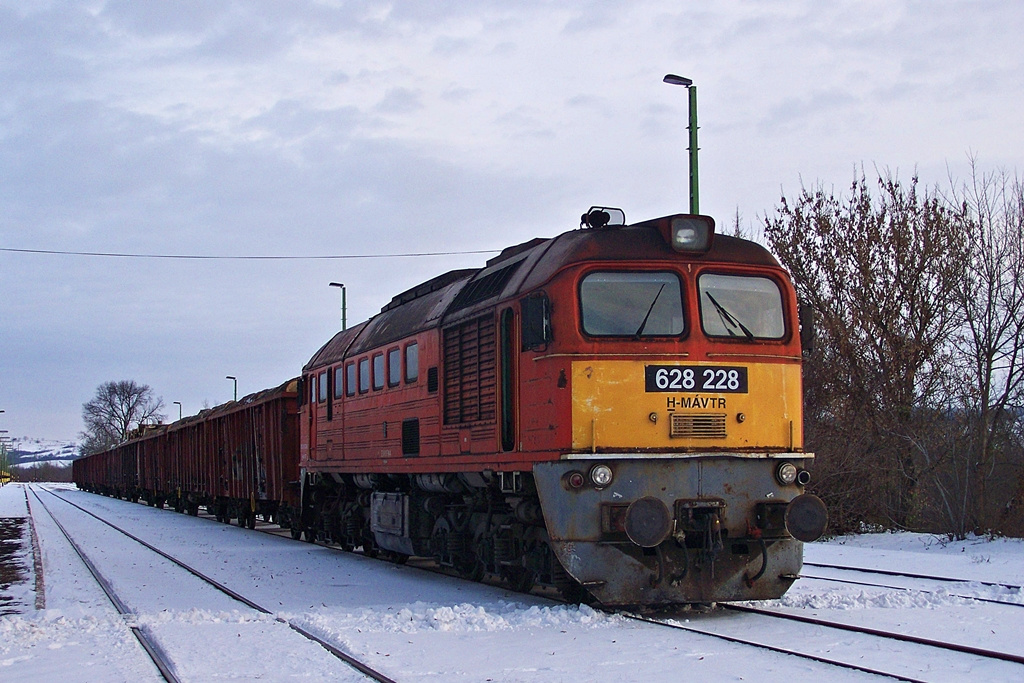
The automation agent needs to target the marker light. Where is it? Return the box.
[590,464,614,488]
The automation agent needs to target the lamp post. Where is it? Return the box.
[663,74,699,214]
[329,282,347,331]
[0,429,8,486]
[173,401,182,420]
[226,376,237,402]
[0,439,8,486]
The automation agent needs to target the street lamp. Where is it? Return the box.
[663,73,699,214]
[173,401,182,420]
[329,282,347,331]
[226,376,237,401]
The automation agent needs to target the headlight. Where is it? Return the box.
[670,217,713,252]
[775,462,798,486]
[590,464,613,488]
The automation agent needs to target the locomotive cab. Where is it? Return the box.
[525,208,827,604]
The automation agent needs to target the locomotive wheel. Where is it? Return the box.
[458,558,485,582]
[381,551,409,565]
[552,560,589,604]
[505,567,535,593]
[558,581,589,604]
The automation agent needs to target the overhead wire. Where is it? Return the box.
[0,246,500,260]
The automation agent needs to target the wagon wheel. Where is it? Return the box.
[246,512,257,530]
[290,525,303,540]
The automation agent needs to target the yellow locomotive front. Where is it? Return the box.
[530,211,826,605]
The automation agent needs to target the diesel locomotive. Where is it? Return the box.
[74,207,827,606]
[293,207,826,605]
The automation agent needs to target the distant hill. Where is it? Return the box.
[5,436,80,468]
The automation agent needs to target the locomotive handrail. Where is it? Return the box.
[561,451,815,460]
[531,352,691,361]
[704,353,802,360]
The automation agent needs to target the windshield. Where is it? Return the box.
[698,274,785,340]
[580,272,685,337]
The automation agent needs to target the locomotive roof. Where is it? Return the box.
[303,216,781,372]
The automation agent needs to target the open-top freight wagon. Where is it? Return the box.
[73,379,299,528]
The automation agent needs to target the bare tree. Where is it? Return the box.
[941,163,1024,536]
[79,380,165,455]
[765,170,966,530]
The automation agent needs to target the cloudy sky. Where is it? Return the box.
[2,0,1023,442]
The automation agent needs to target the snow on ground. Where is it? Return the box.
[3,482,1024,681]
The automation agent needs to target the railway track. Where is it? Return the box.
[800,560,1024,608]
[802,560,1024,591]
[31,486,397,683]
[47,486,1024,681]
[621,608,929,682]
[27,489,180,682]
[626,600,1024,683]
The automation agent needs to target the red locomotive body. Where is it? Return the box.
[296,211,826,604]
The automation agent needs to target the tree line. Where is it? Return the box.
[765,163,1024,538]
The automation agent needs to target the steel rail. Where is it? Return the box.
[802,560,1023,591]
[40,486,398,683]
[722,602,1024,666]
[28,488,182,683]
[799,571,1024,608]
[620,610,926,683]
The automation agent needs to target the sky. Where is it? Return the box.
[2,0,1023,442]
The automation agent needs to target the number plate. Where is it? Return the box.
[645,365,749,393]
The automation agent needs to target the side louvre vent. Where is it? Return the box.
[670,413,727,439]
[402,418,420,456]
[443,315,497,424]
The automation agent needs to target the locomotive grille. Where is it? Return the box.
[670,413,727,439]
[443,315,497,424]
